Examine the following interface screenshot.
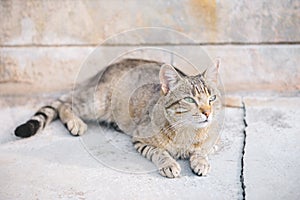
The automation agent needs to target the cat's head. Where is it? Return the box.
[159,62,220,129]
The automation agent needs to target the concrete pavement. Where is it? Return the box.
[0,95,299,199]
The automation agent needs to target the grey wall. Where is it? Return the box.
[0,0,299,95]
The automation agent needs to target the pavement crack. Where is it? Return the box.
[240,99,248,200]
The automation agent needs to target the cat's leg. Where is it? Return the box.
[189,153,210,176]
[133,140,181,178]
[58,103,87,136]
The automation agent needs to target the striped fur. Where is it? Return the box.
[133,140,181,178]
[15,101,61,137]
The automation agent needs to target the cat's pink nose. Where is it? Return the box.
[200,106,211,118]
[203,110,210,118]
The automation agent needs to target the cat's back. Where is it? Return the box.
[97,58,162,105]
[104,59,162,133]
[97,59,162,85]
[80,59,162,89]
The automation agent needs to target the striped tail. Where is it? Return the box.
[14,100,62,138]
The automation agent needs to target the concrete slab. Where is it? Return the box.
[1,45,299,95]
[244,97,300,199]
[1,1,299,45]
[0,97,244,199]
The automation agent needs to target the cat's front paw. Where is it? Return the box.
[65,118,87,136]
[159,160,181,178]
[190,156,210,176]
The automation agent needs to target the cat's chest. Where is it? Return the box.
[166,128,207,159]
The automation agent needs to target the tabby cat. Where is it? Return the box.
[15,59,221,178]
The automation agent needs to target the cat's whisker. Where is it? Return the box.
[167,119,187,129]
[163,119,189,133]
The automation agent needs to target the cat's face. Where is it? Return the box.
[159,63,219,129]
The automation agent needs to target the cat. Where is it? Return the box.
[15,58,221,178]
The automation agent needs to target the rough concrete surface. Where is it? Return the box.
[1,96,299,199]
[243,97,300,200]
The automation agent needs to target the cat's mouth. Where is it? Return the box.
[198,119,210,125]
[193,117,210,123]
[196,118,213,127]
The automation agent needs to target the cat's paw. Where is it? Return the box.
[159,161,181,178]
[65,118,87,136]
[190,156,210,176]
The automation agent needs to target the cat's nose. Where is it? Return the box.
[202,110,210,118]
[200,106,211,118]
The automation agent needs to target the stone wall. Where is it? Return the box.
[1,0,299,95]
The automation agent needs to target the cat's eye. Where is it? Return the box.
[209,95,216,103]
[184,97,196,104]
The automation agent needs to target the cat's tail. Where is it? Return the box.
[14,100,63,138]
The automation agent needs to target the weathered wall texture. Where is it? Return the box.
[0,0,299,95]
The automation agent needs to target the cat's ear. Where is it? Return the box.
[159,64,182,95]
[202,60,220,84]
